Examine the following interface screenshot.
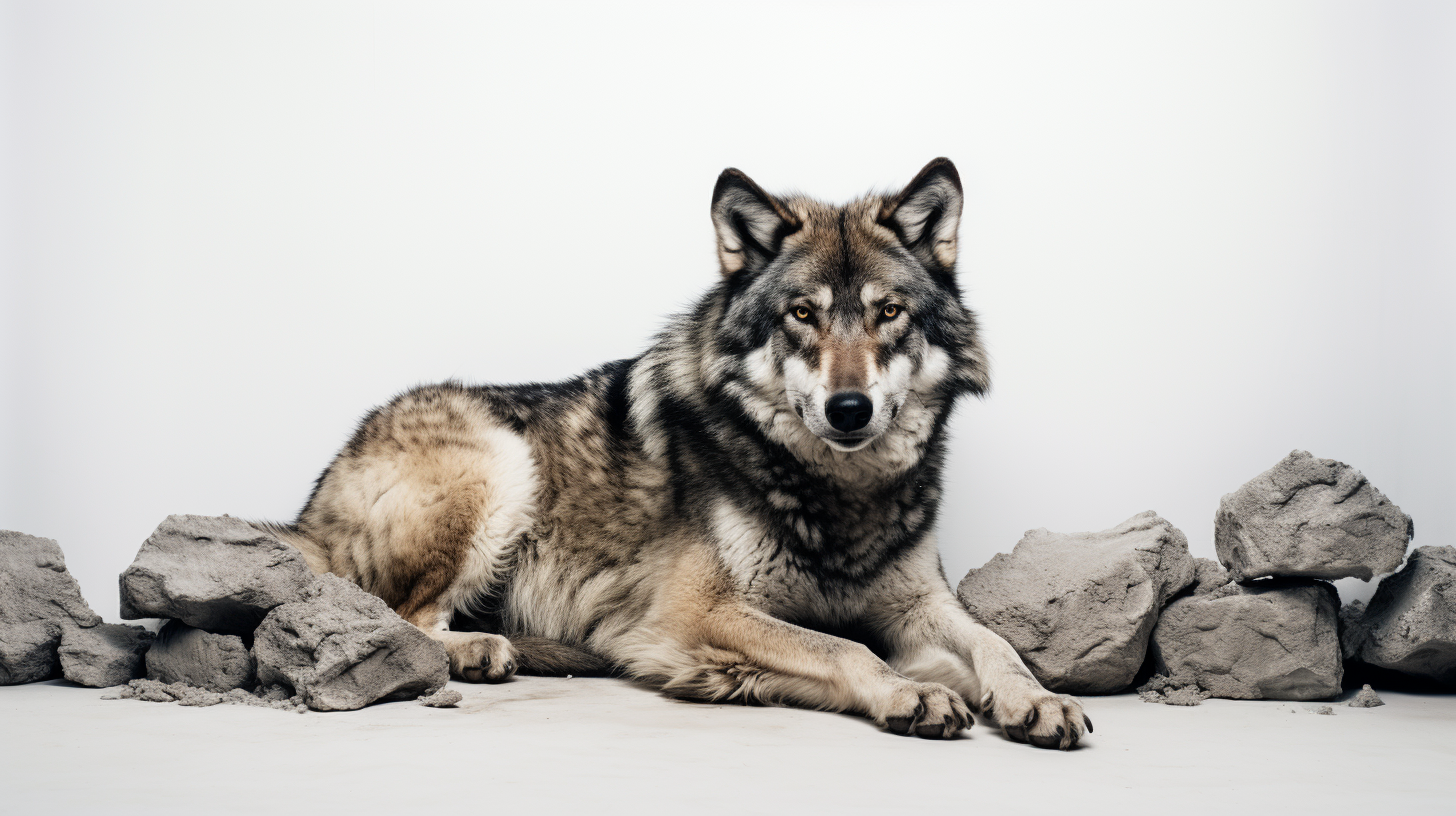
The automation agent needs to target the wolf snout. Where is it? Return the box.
[825,392,873,433]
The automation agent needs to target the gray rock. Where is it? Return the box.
[957,511,1196,694]
[1344,545,1456,687]
[146,620,256,692]
[58,623,155,688]
[0,621,64,685]
[1348,684,1385,708]
[418,688,463,707]
[1136,673,1211,706]
[1150,577,1342,700]
[253,574,448,711]
[119,515,316,633]
[1,530,103,629]
[104,679,308,712]
[1215,451,1412,582]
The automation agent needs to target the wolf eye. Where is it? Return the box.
[881,304,902,320]
[792,306,813,322]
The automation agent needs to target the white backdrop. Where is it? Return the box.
[3,1,1452,619]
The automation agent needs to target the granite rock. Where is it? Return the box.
[253,574,448,711]
[58,623,155,688]
[1150,577,1342,700]
[119,515,316,633]
[1,530,103,629]
[957,511,1196,694]
[146,620,256,692]
[1215,451,1412,582]
[0,621,64,685]
[1344,545,1456,687]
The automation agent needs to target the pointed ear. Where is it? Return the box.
[711,168,800,277]
[878,157,963,271]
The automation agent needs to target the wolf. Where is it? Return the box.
[265,158,1089,747]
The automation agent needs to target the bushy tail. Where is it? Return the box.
[508,635,615,677]
[249,520,333,575]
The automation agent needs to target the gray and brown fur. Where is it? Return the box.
[264,159,1090,747]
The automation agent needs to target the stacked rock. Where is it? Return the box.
[117,515,451,711]
[1,530,152,687]
[958,449,1438,702]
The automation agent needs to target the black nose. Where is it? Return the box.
[825,392,873,433]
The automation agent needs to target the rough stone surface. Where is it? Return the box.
[957,511,1196,694]
[1136,674,1211,706]
[1215,450,1412,582]
[418,688,463,708]
[103,679,308,712]
[1150,577,1343,700]
[146,620,256,692]
[119,514,316,633]
[58,623,155,688]
[0,621,64,685]
[1343,546,1456,687]
[1,530,103,629]
[253,574,448,711]
[1348,684,1385,708]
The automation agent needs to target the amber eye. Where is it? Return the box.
[792,306,813,322]
[881,304,901,320]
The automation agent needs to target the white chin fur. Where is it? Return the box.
[823,436,874,452]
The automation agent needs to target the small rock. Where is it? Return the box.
[253,574,448,711]
[1348,684,1385,708]
[957,511,1195,694]
[1215,451,1412,582]
[58,623,155,688]
[146,620,256,692]
[1344,546,1456,687]
[1136,673,1211,706]
[0,621,64,685]
[119,515,317,633]
[1150,577,1343,700]
[1,530,103,629]
[418,688,463,707]
[106,679,309,712]
[1314,705,1334,715]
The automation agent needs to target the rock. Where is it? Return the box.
[0,621,64,685]
[1150,577,1342,700]
[1348,684,1385,708]
[1314,705,1334,715]
[1188,558,1231,595]
[145,620,256,692]
[957,511,1196,694]
[1215,451,1412,582]
[253,574,448,711]
[58,623,155,687]
[1344,545,1456,687]
[1136,673,1211,706]
[119,515,316,633]
[418,688,463,707]
[104,679,308,712]
[1,530,103,629]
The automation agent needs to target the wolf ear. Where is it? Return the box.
[879,157,963,271]
[711,169,800,277]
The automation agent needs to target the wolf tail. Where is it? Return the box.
[247,520,615,677]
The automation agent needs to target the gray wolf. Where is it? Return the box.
[264,158,1089,747]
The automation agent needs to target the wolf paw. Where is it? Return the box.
[446,632,517,683]
[882,681,975,739]
[981,687,1088,750]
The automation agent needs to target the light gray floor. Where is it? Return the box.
[3,678,1453,814]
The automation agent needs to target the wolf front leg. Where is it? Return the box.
[867,561,1090,749]
[620,550,973,739]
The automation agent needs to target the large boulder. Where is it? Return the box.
[1,530,103,629]
[1149,572,1342,700]
[957,511,1196,694]
[1343,546,1456,687]
[1215,451,1412,582]
[146,620,256,692]
[58,623,155,688]
[119,515,316,633]
[253,574,448,711]
[0,621,64,685]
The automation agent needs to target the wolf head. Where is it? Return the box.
[697,158,989,461]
